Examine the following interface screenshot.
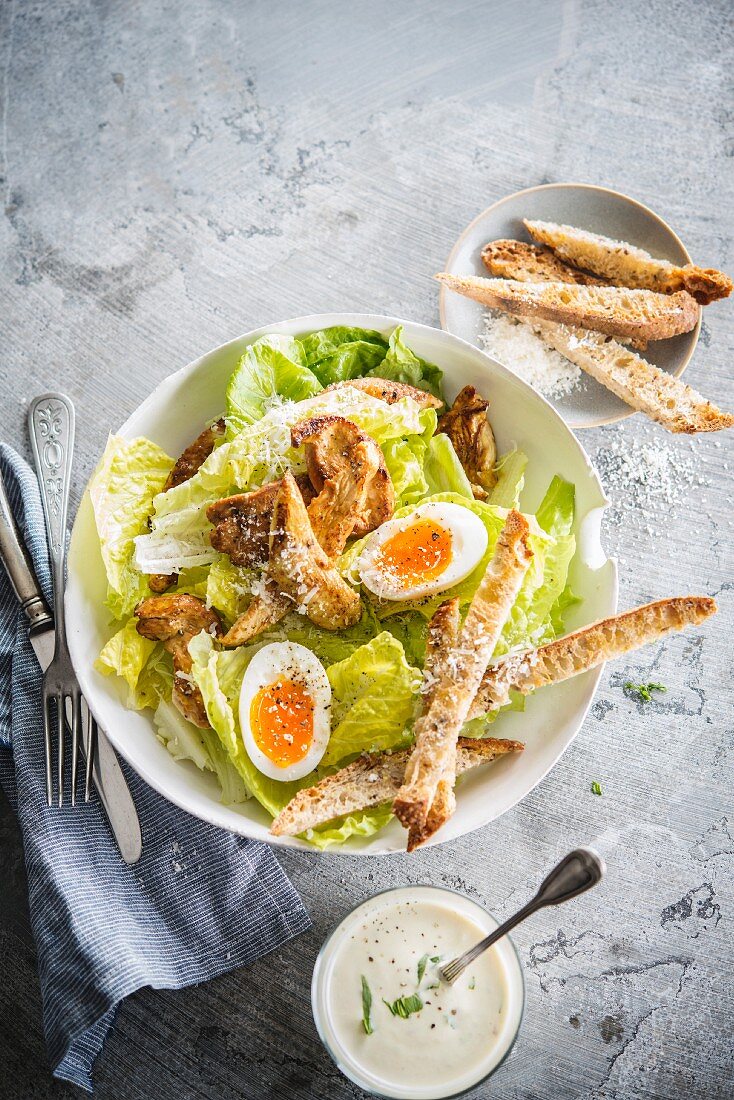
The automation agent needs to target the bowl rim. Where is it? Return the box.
[310,883,526,1099]
[438,180,701,429]
[67,311,616,854]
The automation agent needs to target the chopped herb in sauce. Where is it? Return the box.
[468,976,476,990]
[591,780,602,796]
[624,680,667,703]
[417,954,429,983]
[383,993,424,1019]
[361,975,373,1035]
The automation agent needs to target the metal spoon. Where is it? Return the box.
[440,847,606,984]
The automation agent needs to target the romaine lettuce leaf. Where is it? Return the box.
[153,696,213,772]
[508,474,576,646]
[368,326,443,398]
[89,436,173,618]
[95,617,173,710]
[489,450,528,509]
[322,632,421,766]
[299,326,388,367]
[153,698,250,804]
[303,804,395,850]
[206,556,254,624]
[225,335,323,433]
[423,434,475,499]
[301,327,389,386]
[381,437,429,506]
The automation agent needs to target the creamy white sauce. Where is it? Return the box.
[313,890,524,1099]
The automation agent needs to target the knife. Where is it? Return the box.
[0,470,142,864]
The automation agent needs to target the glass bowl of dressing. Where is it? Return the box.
[312,885,525,1099]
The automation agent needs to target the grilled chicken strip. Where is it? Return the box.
[324,376,443,410]
[438,386,497,498]
[148,418,226,592]
[216,418,389,645]
[207,475,314,568]
[135,594,223,727]
[291,415,394,539]
[219,472,361,646]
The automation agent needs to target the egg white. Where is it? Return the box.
[239,642,331,782]
[357,501,488,601]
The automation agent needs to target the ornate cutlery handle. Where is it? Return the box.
[28,393,76,639]
[0,469,54,633]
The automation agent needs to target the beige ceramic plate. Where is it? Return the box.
[439,182,701,429]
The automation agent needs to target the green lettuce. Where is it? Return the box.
[322,632,421,766]
[153,698,250,804]
[206,556,253,624]
[225,335,323,433]
[95,617,172,709]
[381,437,429,505]
[303,804,395,850]
[489,450,528,509]
[423,434,474,499]
[300,326,389,386]
[368,326,443,398]
[89,436,173,618]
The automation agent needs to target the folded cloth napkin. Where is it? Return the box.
[0,444,310,1092]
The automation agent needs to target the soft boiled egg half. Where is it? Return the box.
[357,501,488,601]
[239,642,331,781]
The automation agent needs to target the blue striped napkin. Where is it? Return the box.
[0,444,310,1092]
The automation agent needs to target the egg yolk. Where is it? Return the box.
[378,518,453,588]
[250,677,315,768]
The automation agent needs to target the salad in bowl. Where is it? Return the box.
[69,315,649,851]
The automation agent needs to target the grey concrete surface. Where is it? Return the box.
[1,1,733,1097]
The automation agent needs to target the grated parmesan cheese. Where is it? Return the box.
[479,311,581,400]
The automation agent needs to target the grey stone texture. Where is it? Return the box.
[1,1,732,1097]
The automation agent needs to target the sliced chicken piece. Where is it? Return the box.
[268,472,362,630]
[217,420,385,645]
[148,419,226,592]
[218,577,293,647]
[291,415,394,539]
[325,376,443,410]
[437,385,497,499]
[206,475,314,568]
[219,473,361,646]
[135,594,223,728]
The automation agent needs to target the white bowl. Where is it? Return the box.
[66,314,617,853]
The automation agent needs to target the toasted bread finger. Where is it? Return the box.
[393,510,533,837]
[524,219,733,305]
[529,319,734,434]
[482,239,605,286]
[270,736,523,837]
[469,596,717,719]
[407,598,461,851]
[480,241,648,351]
[436,273,699,343]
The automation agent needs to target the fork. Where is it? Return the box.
[28,393,95,806]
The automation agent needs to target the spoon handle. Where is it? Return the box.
[440,847,605,984]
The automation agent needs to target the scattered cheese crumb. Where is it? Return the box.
[479,311,581,399]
